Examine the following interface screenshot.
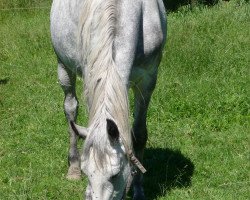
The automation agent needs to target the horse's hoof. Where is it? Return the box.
[66,166,81,180]
[66,173,81,180]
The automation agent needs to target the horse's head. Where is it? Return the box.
[71,119,134,199]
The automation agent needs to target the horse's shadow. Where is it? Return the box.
[130,147,195,199]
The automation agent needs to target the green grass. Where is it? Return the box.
[0,1,249,199]
[0,0,52,9]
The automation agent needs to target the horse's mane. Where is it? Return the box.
[78,0,132,167]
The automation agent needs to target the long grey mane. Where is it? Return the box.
[78,0,132,167]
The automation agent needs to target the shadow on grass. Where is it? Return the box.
[142,148,194,199]
[0,77,10,85]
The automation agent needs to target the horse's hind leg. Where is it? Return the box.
[58,62,81,180]
[132,66,158,200]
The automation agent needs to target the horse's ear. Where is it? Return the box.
[106,119,119,142]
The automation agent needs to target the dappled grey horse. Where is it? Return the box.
[50,0,166,199]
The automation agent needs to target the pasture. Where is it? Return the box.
[0,0,249,199]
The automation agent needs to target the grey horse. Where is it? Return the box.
[50,0,166,199]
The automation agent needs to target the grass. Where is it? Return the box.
[0,0,52,9]
[0,1,249,199]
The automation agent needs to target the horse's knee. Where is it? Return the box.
[57,63,78,121]
[64,95,78,120]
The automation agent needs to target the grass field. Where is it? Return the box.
[0,1,249,199]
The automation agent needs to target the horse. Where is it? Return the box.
[50,0,166,199]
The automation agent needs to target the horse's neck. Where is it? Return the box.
[77,0,132,151]
[80,0,124,119]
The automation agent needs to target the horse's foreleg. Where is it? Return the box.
[132,71,157,200]
[58,62,81,180]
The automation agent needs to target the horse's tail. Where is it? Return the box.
[78,0,132,152]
